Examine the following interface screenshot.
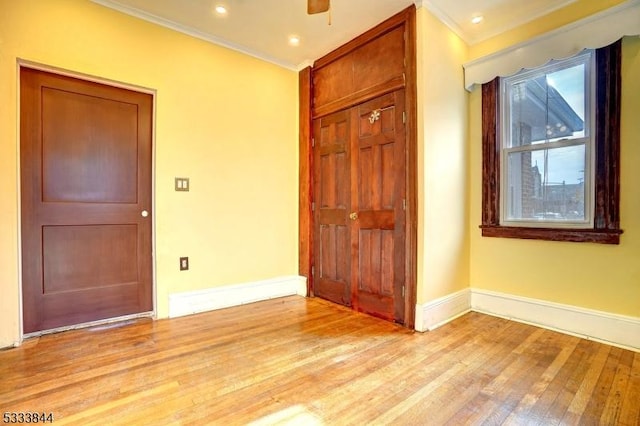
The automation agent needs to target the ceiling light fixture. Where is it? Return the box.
[471,15,484,24]
[214,5,228,15]
[288,35,301,46]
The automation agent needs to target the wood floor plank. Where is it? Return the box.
[537,339,602,424]
[184,317,415,423]
[53,382,182,426]
[600,349,635,425]
[322,314,507,423]
[577,346,627,424]
[344,317,525,425]
[619,353,640,425]
[563,344,614,424]
[501,330,581,424]
[4,300,326,406]
[0,296,638,425]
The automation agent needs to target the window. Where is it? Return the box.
[502,52,593,227]
[481,40,622,244]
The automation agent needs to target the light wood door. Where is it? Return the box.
[20,68,153,334]
[314,90,406,323]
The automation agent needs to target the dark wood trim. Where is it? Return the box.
[480,41,623,244]
[403,5,417,329]
[313,7,415,70]
[313,76,405,119]
[480,226,622,244]
[481,78,501,228]
[298,67,313,296]
[594,39,622,231]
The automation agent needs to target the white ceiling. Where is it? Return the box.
[92,0,579,70]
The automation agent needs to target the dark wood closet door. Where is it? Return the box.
[351,91,406,322]
[313,90,406,323]
[313,110,352,306]
[351,91,405,322]
[20,68,153,333]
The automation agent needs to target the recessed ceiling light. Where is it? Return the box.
[214,5,228,15]
[288,35,301,46]
[471,15,484,24]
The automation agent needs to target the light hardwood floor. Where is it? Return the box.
[1,296,638,425]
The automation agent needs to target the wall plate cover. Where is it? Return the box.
[175,177,189,191]
[179,257,189,271]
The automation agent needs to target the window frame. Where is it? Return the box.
[500,51,595,229]
[480,40,622,244]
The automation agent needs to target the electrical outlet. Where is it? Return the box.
[179,257,189,271]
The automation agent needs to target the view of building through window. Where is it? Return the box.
[501,52,592,225]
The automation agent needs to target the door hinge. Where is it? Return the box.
[402,285,405,297]
[402,111,406,124]
[312,137,315,148]
[402,198,406,211]
[311,201,315,211]
[311,266,315,276]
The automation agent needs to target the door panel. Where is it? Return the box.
[313,110,351,306]
[312,23,406,117]
[42,225,138,292]
[313,90,406,323]
[21,68,153,333]
[352,91,406,322]
[42,87,139,203]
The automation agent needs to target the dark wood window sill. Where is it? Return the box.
[480,225,622,244]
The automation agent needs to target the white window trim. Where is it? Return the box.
[499,51,596,229]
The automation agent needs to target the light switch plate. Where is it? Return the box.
[179,257,189,271]
[175,177,189,191]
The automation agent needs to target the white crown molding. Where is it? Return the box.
[91,0,298,71]
[468,0,577,45]
[423,0,577,46]
[421,0,471,44]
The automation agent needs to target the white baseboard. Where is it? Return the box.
[168,275,307,318]
[414,287,640,351]
[415,289,471,332]
[470,288,640,352]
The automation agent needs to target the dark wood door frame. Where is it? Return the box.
[19,62,157,335]
[299,6,417,327]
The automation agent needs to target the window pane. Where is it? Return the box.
[507,63,586,148]
[505,145,586,221]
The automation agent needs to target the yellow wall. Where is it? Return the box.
[416,8,470,304]
[0,0,299,347]
[468,34,640,316]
